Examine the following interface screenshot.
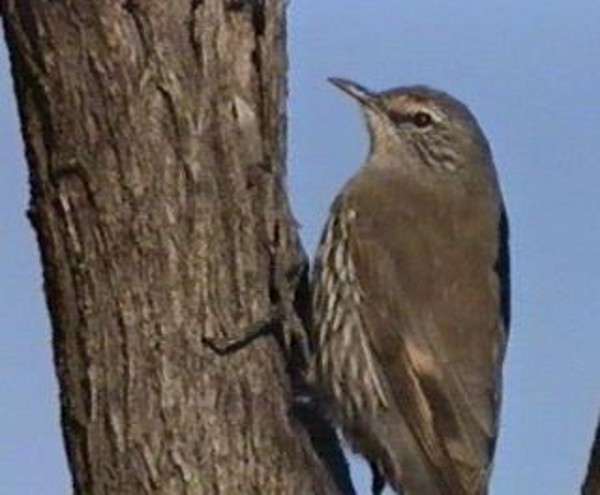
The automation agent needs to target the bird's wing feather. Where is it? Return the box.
[342,174,508,493]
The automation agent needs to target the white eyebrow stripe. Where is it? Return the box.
[401,101,445,122]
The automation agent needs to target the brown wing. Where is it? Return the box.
[344,172,508,494]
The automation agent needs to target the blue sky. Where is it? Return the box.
[2,2,600,494]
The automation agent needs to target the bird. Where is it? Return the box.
[310,78,510,495]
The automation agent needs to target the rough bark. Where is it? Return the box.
[583,419,600,495]
[1,1,353,494]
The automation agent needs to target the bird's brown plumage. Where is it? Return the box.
[312,80,509,495]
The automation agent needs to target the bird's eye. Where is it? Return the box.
[412,111,433,128]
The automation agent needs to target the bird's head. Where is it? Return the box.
[328,78,493,180]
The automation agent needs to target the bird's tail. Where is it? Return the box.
[365,410,481,495]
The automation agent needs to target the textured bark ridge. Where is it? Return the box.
[1,1,352,494]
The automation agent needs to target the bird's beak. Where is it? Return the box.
[328,77,376,108]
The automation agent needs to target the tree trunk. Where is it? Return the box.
[1,1,353,494]
[583,419,600,495]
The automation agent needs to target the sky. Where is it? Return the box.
[2,1,600,494]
